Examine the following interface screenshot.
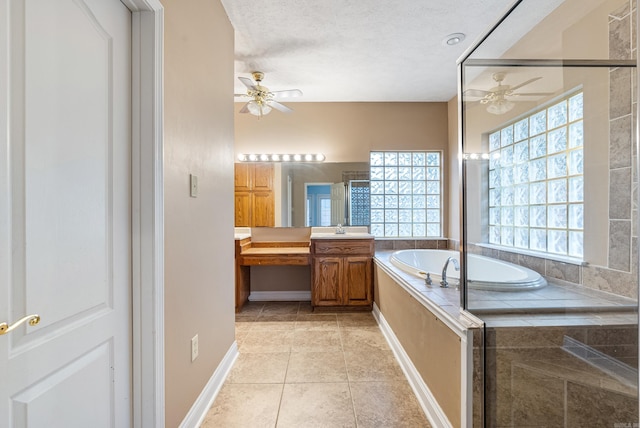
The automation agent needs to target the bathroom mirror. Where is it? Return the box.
[275,162,370,227]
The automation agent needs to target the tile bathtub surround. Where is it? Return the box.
[374,238,448,251]
[482,323,639,427]
[202,301,432,428]
[471,243,639,300]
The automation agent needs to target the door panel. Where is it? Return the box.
[312,257,343,306]
[12,342,113,428]
[330,182,345,225]
[1,0,132,425]
[344,257,372,305]
[234,192,251,227]
[252,163,273,191]
[252,192,275,227]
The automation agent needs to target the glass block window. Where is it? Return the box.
[370,151,442,237]
[349,180,370,226]
[488,92,584,258]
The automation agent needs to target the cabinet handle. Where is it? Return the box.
[0,314,40,336]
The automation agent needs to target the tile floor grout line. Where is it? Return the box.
[209,302,431,427]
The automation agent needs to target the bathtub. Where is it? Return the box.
[390,249,547,291]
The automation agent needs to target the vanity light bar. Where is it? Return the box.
[237,153,326,162]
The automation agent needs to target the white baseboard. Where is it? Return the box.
[179,341,239,428]
[373,303,452,428]
[249,291,311,301]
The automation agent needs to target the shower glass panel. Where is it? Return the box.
[460,0,639,426]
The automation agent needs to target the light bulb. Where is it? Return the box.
[271,154,280,161]
[316,154,325,161]
[293,154,302,161]
[248,154,257,161]
[282,154,291,161]
[305,154,313,161]
[237,154,246,161]
[260,154,269,161]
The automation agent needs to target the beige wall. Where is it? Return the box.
[235,102,449,162]
[235,102,453,237]
[162,0,235,426]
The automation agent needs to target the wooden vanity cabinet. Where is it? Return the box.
[311,238,374,308]
[234,163,274,227]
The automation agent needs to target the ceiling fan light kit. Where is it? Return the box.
[465,71,552,115]
[486,99,515,115]
[235,71,303,118]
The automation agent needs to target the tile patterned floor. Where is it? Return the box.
[201,301,431,428]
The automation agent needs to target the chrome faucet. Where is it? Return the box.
[335,224,346,234]
[440,257,460,288]
[419,271,433,286]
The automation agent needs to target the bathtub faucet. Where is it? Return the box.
[419,271,433,286]
[440,257,460,288]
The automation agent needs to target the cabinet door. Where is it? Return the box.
[234,192,251,227]
[343,256,372,306]
[252,163,274,191]
[312,257,343,306]
[234,163,252,191]
[252,191,274,227]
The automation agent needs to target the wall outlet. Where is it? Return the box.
[191,334,199,362]
[190,174,198,197]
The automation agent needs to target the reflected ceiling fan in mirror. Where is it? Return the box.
[464,72,552,115]
[235,71,303,118]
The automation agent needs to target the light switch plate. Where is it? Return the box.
[190,174,198,197]
[191,334,199,362]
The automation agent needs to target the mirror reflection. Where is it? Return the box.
[277,162,370,227]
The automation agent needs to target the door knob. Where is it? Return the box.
[0,314,40,336]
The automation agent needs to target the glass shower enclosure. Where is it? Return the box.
[459,0,639,425]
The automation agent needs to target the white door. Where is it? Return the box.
[0,0,132,426]
[330,182,346,226]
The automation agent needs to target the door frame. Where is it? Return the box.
[121,1,164,427]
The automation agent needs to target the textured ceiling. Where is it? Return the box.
[221,0,517,102]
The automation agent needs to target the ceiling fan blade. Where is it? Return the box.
[510,92,554,97]
[234,93,250,97]
[239,102,250,114]
[271,89,303,98]
[463,89,490,98]
[508,77,542,92]
[238,76,257,90]
[268,100,293,113]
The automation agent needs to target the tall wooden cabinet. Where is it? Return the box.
[311,238,374,308]
[234,163,275,227]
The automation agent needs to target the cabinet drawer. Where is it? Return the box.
[312,239,374,256]
[240,254,310,266]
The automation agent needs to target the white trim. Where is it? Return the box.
[179,342,239,428]
[249,291,312,301]
[126,1,164,427]
[373,303,452,428]
[460,329,474,428]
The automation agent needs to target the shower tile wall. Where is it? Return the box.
[482,324,638,427]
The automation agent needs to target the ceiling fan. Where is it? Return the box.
[464,72,552,115]
[235,71,303,117]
